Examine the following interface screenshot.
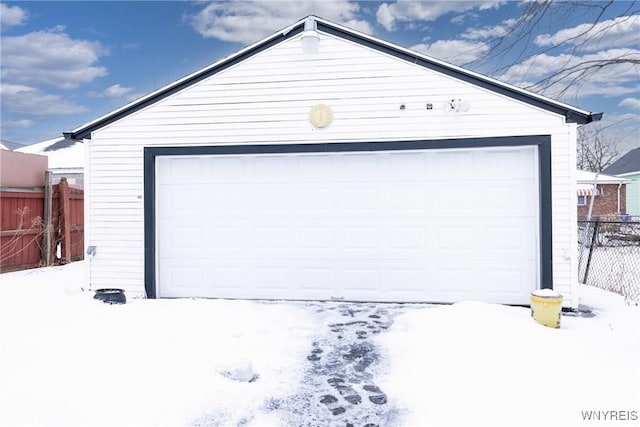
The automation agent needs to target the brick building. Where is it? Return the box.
[577,170,630,219]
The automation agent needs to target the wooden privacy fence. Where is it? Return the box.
[0,176,83,272]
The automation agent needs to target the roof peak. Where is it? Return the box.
[64,16,602,140]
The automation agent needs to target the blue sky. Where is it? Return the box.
[1,1,638,153]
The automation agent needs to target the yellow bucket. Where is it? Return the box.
[530,291,563,328]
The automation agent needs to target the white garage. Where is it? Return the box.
[66,16,600,307]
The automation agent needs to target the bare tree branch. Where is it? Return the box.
[466,0,640,96]
[577,127,620,172]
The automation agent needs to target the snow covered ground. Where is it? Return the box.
[1,261,638,427]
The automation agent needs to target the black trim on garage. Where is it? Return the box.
[144,135,552,299]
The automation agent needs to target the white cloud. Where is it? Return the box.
[376,0,503,31]
[462,19,517,40]
[3,119,35,128]
[89,84,134,98]
[450,14,467,25]
[189,0,372,44]
[500,49,640,100]
[0,3,28,27]
[535,15,640,51]
[1,27,108,89]
[0,84,86,115]
[618,98,640,111]
[411,39,489,65]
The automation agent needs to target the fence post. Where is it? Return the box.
[582,220,600,284]
[42,171,53,266]
[58,177,71,264]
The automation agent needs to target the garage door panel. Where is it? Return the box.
[434,226,475,256]
[252,267,289,291]
[207,185,253,212]
[338,152,381,181]
[340,187,380,210]
[209,226,247,249]
[480,149,535,180]
[389,225,427,250]
[252,155,293,182]
[435,264,475,294]
[340,225,380,250]
[157,186,202,217]
[297,267,335,291]
[342,268,381,294]
[388,184,429,210]
[387,267,430,293]
[157,220,205,257]
[483,264,536,294]
[202,156,247,182]
[250,220,291,249]
[432,258,536,297]
[434,151,474,180]
[298,226,335,249]
[479,218,539,258]
[168,265,204,291]
[296,187,335,211]
[388,151,428,180]
[170,226,203,249]
[157,146,539,304]
[435,183,474,213]
[483,182,527,213]
[294,154,336,182]
[158,157,201,184]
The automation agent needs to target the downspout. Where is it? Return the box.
[586,173,599,221]
[579,173,599,274]
[578,173,599,283]
[617,183,622,214]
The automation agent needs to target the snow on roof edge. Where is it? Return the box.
[576,169,632,184]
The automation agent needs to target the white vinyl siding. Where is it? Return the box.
[86,32,579,306]
[623,173,640,215]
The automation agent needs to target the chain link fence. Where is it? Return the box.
[578,218,640,304]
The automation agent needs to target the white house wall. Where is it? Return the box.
[86,32,579,306]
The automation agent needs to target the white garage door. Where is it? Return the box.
[156,145,539,304]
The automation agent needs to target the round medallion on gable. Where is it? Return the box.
[309,104,333,128]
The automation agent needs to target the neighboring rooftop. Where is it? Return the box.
[16,137,84,169]
[0,140,29,151]
[577,169,631,184]
[603,148,640,176]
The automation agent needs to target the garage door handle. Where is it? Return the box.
[331,296,345,300]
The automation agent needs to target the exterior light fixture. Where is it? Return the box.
[448,98,471,112]
[301,17,320,54]
[442,99,471,112]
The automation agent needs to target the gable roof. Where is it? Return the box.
[603,148,640,176]
[64,16,602,141]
